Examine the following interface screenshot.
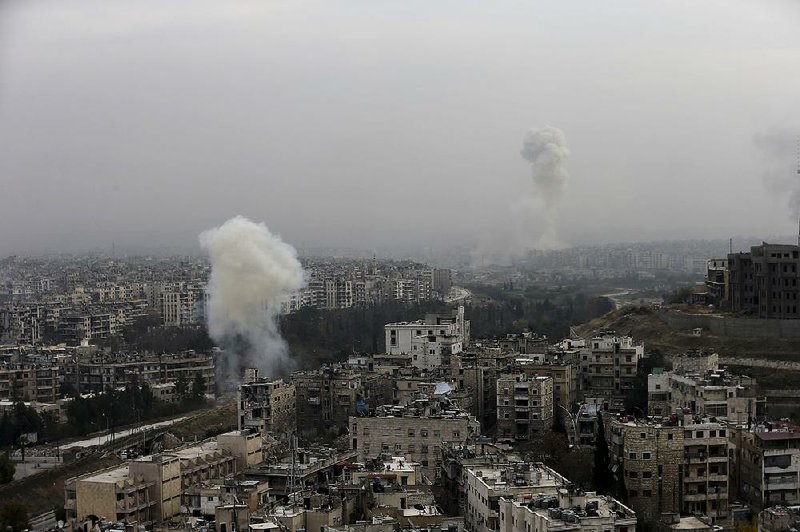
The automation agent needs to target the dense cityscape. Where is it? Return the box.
[1,239,800,532]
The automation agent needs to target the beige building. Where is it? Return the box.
[496,374,553,441]
[0,361,59,402]
[648,365,765,424]
[498,490,637,532]
[464,462,568,532]
[350,400,480,477]
[607,416,731,525]
[579,333,643,409]
[65,434,249,525]
[730,423,800,510]
[238,378,296,435]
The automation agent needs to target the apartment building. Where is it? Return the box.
[238,378,296,435]
[648,366,765,423]
[464,462,569,532]
[498,490,637,532]
[728,243,800,318]
[496,374,553,441]
[385,306,468,370]
[513,354,579,408]
[65,434,249,525]
[62,350,215,394]
[730,422,800,510]
[294,367,362,434]
[579,332,643,409]
[350,399,480,477]
[0,361,59,402]
[606,416,731,524]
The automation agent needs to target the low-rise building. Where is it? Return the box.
[498,489,637,532]
[464,462,568,532]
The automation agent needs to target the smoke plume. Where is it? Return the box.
[520,126,570,249]
[200,216,306,389]
[753,129,800,219]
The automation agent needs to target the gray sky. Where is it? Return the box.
[1,0,799,255]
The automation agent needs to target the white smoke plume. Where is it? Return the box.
[200,216,306,389]
[520,126,570,249]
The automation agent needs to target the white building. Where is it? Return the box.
[384,306,468,370]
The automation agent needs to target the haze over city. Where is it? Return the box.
[1,0,799,255]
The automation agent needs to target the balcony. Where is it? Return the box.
[765,481,800,491]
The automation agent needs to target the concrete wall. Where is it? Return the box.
[660,311,800,338]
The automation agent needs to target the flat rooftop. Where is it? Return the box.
[82,465,130,484]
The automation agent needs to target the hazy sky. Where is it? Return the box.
[1,0,799,255]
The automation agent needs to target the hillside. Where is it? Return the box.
[575,305,800,360]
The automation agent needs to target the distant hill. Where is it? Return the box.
[575,305,800,361]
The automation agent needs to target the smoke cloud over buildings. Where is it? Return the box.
[200,216,306,389]
[520,126,570,250]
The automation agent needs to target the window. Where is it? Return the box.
[629,452,637,459]
[643,490,652,497]
[408,429,415,437]
[640,432,646,439]
[642,452,651,459]
[421,428,428,437]
[642,471,652,478]
[433,430,441,438]
[667,433,673,440]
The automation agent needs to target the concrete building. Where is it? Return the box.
[64,434,251,526]
[0,361,59,402]
[606,416,731,525]
[647,365,765,424]
[294,367,364,434]
[513,354,579,410]
[498,490,637,532]
[728,243,800,318]
[496,374,554,441]
[350,399,480,477]
[706,259,729,306]
[62,350,215,395]
[238,377,296,435]
[385,306,469,370]
[579,332,643,409]
[730,422,800,510]
[464,462,569,532]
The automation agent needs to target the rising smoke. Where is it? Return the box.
[753,129,800,219]
[520,126,570,250]
[200,216,306,390]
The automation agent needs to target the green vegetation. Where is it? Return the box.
[623,349,671,415]
[0,503,29,532]
[464,283,615,340]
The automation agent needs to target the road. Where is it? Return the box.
[62,416,187,449]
